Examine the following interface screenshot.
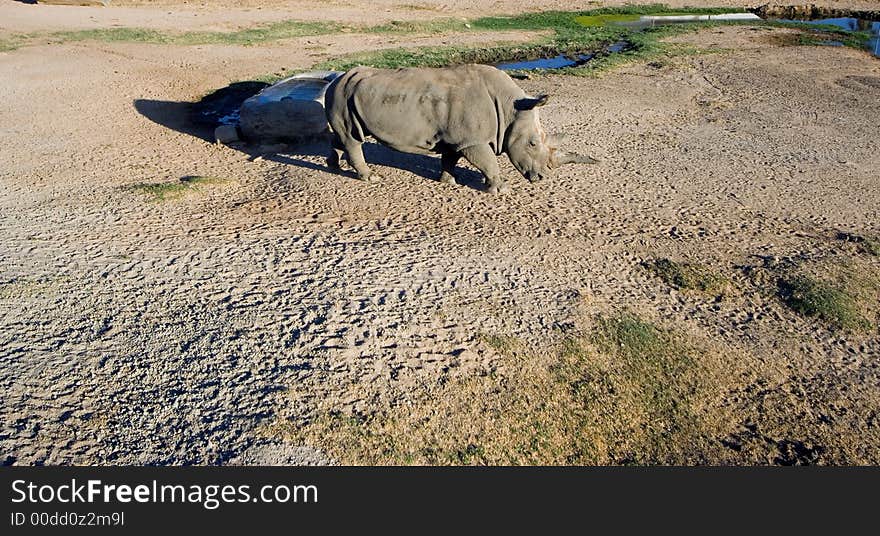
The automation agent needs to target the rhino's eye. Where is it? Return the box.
[528,139,538,147]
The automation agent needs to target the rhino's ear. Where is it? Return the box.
[514,94,550,110]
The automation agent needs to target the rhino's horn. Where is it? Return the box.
[554,151,599,166]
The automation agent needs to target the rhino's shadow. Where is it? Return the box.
[363,143,486,189]
[133,95,486,191]
[134,82,271,143]
[251,139,486,190]
[134,98,214,142]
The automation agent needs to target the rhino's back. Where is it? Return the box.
[326,65,524,154]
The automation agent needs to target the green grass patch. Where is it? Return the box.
[562,24,728,76]
[575,14,645,27]
[777,274,870,331]
[0,37,21,52]
[52,20,345,47]
[645,258,729,296]
[366,18,471,34]
[313,40,581,71]
[311,23,688,74]
[11,4,744,55]
[471,5,742,31]
[127,176,229,202]
[469,10,592,32]
[307,11,737,78]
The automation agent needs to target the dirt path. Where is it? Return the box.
[1,8,878,464]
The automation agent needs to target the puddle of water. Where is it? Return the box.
[781,17,874,32]
[776,18,880,57]
[496,53,594,70]
[496,41,629,71]
[607,41,629,53]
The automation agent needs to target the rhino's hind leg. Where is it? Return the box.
[460,144,508,194]
[439,150,461,184]
[327,136,346,171]
[344,141,374,181]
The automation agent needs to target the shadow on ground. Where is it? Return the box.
[133,82,486,191]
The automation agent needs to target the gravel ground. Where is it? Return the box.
[1,6,878,464]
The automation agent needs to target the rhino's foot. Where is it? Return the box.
[485,182,510,195]
[439,171,457,185]
[356,171,380,182]
[328,158,354,173]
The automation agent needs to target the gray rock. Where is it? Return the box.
[238,71,343,143]
[214,124,240,145]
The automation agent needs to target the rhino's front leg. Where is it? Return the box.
[460,144,508,194]
[439,150,461,184]
[344,141,374,181]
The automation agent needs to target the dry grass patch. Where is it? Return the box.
[272,301,880,464]
[274,313,741,465]
[837,231,880,257]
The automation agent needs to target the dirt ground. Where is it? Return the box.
[1,2,878,465]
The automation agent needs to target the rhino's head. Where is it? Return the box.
[505,94,598,182]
